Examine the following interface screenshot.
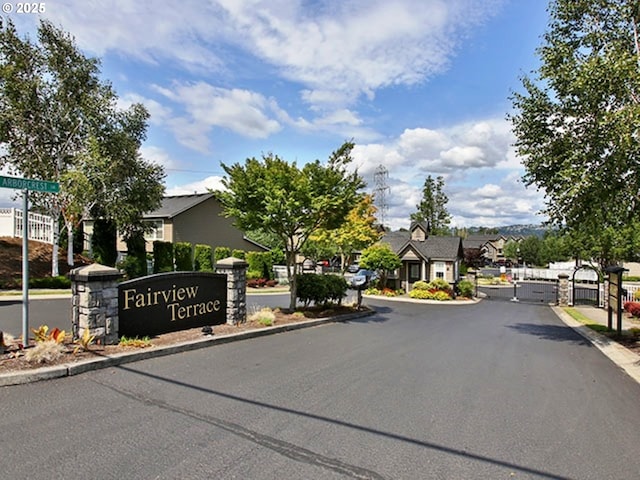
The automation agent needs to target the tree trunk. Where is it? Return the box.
[67,221,74,267]
[286,251,297,311]
[51,220,60,277]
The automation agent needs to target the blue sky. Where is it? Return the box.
[1,0,551,231]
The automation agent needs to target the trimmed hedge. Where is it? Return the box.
[457,279,474,298]
[122,232,148,279]
[174,242,193,271]
[194,244,213,271]
[214,246,231,263]
[246,251,273,280]
[153,241,174,273]
[296,273,348,307]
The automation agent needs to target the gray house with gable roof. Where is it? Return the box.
[382,221,464,292]
[84,193,267,256]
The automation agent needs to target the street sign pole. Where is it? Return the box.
[0,175,59,347]
[22,190,29,347]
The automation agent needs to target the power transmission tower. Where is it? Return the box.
[373,165,390,229]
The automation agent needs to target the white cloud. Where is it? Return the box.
[165,176,226,196]
[151,82,283,153]
[139,146,179,170]
[39,0,502,111]
[352,117,545,230]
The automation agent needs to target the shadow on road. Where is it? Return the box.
[94,364,573,480]
[508,322,591,346]
[345,305,392,324]
[0,300,22,306]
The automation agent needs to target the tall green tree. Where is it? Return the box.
[510,0,640,269]
[216,142,365,310]
[309,194,380,270]
[410,175,451,235]
[358,243,402,289]
[0,20,164,275]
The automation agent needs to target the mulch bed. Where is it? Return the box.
[0,305,365,375]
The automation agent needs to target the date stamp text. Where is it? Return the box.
[2,3,46,14]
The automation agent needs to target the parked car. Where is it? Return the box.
[347,264,360,273]
[349,269,379,289]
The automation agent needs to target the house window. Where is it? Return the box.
[143,220,164,241]
[409,263,420,282]
[434,261,446,279]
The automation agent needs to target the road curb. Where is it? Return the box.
[552,306,640,384]
[0,309,374,387]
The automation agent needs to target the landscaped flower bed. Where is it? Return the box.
[364,287,404,297]
[409,279,453,300]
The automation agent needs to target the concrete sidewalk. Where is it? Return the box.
[552,305,640,384]
[572,304,640,331]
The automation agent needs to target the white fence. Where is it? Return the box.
[512,267,599,282]
[0,207,54,244]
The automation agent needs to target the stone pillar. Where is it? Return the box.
[557,273,570,307]
[69,263,122,345]
[216,257,248,325]
[466,269,477,298]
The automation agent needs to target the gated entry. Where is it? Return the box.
[571,266,600,306]
[476,272,559,304]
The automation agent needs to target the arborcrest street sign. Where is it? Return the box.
[0,175,60,193]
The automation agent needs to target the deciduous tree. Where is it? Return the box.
[358,243,402,289]
[309,194,380,270]
[510,0,640,268]
[0,20,164,275]
[216,142,365,310]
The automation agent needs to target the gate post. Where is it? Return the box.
[557,273,570,306]
[466,269,477,298]
[215,256,248,325]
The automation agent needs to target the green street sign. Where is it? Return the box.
[0,175,59,193]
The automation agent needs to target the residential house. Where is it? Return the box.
[463,234,524,265]
[381,221,464,292]
[84,193,267,257]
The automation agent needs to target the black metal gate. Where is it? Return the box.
[572,266,601,306]
[477,278,559,304]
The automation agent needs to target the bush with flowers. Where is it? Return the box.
[624,301,640,317]
[365,286,403,297]
[409,279,452,300]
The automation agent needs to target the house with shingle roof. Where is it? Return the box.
[463,234,524,265]
[382,221,463,292]
[84,193,267,256]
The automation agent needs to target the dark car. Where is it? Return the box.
[349,269,379,289]
[347,264,360,273]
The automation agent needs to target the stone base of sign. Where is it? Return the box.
[215,257,248,325]
[69,264,122,345]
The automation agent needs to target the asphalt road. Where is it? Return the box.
[2,299,640,479]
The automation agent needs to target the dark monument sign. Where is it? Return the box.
[118,272,227,337]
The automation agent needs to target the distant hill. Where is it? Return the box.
[497,224,548,237]
[462,224,548,237]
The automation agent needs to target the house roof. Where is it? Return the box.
[381,231,462,261]
[463,234,525,250]
[463,234,497,249]
[144,193,215,219]
[410,236,463,260]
